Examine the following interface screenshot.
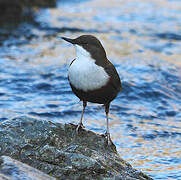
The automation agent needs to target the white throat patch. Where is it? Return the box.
[68,45,109,92]
[75,45,90,58]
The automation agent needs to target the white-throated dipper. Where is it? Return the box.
[62,35,121,145]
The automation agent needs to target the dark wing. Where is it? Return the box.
[104,61,122,92]
[68,59,76,83]
[69,59,76,66]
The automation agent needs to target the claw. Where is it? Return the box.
[106,133,113,146]
[101,131,109,137]
[76,122,84,134]
[103,131,114,146]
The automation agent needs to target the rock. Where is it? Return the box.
[0,156,55,180]
[21,0,56,7]
[0,0,56,23]
[0,116,152,180]
[0,0,22,23]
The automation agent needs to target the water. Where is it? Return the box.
[0,0,181,179]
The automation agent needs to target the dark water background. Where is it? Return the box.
[0,0,181,179]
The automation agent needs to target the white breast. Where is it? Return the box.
[68,45,109,92]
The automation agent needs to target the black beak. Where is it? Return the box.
[61,37,76,44]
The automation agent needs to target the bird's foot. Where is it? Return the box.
[102,131,114,146]
[76,122,84,134]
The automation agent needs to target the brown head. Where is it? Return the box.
[62,35,107,65]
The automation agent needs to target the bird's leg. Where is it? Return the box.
[76,101,87,133]
[105,103,113,145]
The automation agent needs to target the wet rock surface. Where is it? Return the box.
[0,116,152,179]
[0,156,55,180]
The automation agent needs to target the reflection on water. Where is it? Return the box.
[0,0,181,179]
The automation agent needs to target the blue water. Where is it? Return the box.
[0,0,181,179]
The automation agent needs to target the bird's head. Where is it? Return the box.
[61,35,107,60]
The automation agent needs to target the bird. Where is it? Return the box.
[62,35,121,145]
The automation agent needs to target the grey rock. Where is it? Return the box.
[0,155,55,180]
[0,116,152,180]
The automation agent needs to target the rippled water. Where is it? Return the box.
[0,0,181,179]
